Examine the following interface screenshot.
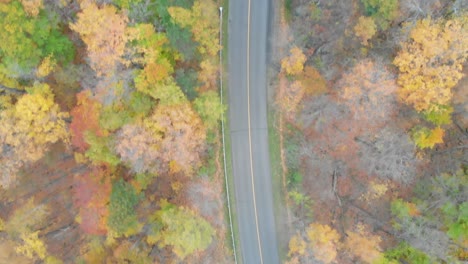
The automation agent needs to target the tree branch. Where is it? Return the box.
[0,83,26,95]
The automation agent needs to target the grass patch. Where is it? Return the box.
[221,101,242,264]
[284,0,292,23]
[219,1,242,263]
[267,110,288,262]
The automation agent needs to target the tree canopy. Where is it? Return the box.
[70,2,129,76]
[0,83,68,187]
[0,0,74,78]
[107,179,141,237]
[147,200,215,259]
[394,17,468,113]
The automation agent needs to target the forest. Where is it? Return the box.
[272,0,467,263]
[0,0,230,263]
[1,0,467,263]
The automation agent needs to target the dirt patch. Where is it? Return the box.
[0,143,88,262]
[0,239,32,264]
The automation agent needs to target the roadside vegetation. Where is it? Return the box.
[271,0,467,263]
[0,0,232,263]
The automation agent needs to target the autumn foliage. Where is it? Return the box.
[116,102,206,176]
[354,16,376,46]
[288,223,341,263]
[0,0,74,77]
[147,200,215,259]
[276,80,307,120]
[0,83,69,188]
[73,167,111,235]
[0,0,233,262]
[345,224,384,263]
[70,3,129,75]
[281,46,307,76]
[393,17,468,113]
[70,91,106,152]
[338,60,398,127]
[411,126,445,149]
[168,0,220,90]
[168,0,220,57]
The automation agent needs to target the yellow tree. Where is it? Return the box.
[393,17,466,148]
[288,234,307,257]
[70,2,129,76]
[287,223,341,264]
[354,16,377,46]
[306,223,341,264]
[345,224,384,263]
[393,17,468,113]
[0,83,69,188]
[281,46,307,76]
[411,126,445,149]
[287,223,341,263]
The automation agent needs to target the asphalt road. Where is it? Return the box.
[228,0,280,263]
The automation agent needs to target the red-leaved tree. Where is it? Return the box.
[73,167,111,235]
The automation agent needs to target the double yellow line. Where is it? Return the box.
[246,0,264,263]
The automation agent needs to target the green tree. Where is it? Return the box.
[193,91,226,131]
[168,0,220,57]
[390,169,467,262]
[108,180,141,237]
[128,91,154,117]
[422,105,453,126]
[127,23,184,100]
[168,0,220,90]
[147,200,215,259]
[84,132,120,167]
[360,0,398,30]
[99,104,133,132]
[0,1,74,78]
[411,126,444,149]
[136,77,186,105]
[383,243,431,264]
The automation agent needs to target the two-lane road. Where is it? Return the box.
[228,0,280,263]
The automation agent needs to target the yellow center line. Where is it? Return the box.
[246,0,264,263]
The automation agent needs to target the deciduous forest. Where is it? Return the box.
[272,0,467,263]
[0,0,230,263]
